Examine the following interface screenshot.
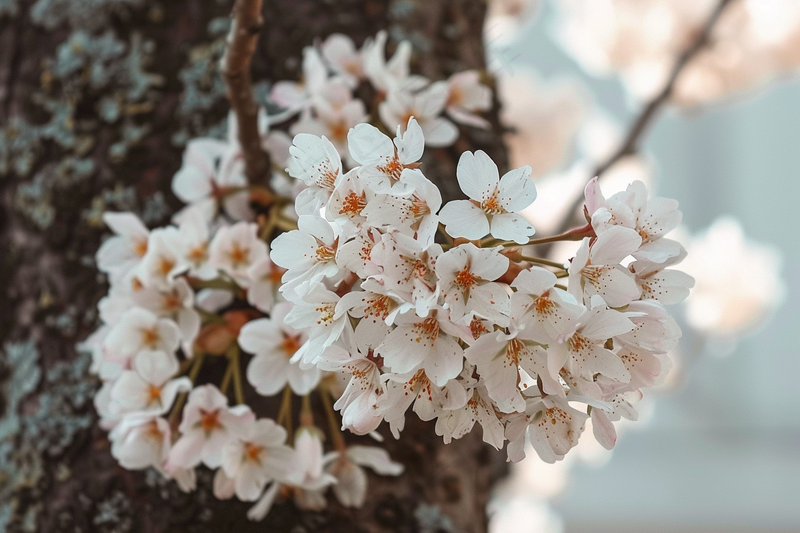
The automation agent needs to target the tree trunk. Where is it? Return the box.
[0,1,508,531]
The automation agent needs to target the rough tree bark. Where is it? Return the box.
[0,1,507,531]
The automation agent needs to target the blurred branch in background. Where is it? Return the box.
[221,0,272,191]
[554,0,736,237]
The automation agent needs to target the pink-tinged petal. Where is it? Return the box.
[499,166,537,212]
[447,106,490,128]
[425,336,464,386]
[346,446,404,475]
[166,432,205,470]
[332,461,368,508]
[583,176,606,215]
[489,213,535,244]
[246,481,281,521]
[439,200,490,240]
[287,364,321,395]
[270,80,307,110]
[456,150,498,200]
[213,469,236,499]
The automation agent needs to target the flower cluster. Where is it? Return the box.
[85,28,694,520]
[268,30,491,153]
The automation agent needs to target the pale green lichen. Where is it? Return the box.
[0,341,43,531]
[414,504,456,533]
[30,0,146,31]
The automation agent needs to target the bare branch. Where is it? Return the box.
[221,0,272,193]
[550,0,735,238]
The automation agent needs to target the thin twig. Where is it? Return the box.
[221,0,273,191]
[552,0,735,237]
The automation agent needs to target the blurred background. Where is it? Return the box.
[486,1,798,532]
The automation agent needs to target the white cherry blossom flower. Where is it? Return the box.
[435,243,510,324]
[103,308,181,366]
[549,304,634,389]
[136,226,188,290]
[321,33,364,87]
[239,302,320,396]
[370,231,442,317]
[110,350,191,414]
[586,178,683,263]
[379,83,459,147]
[324,446,404,508]
[510,267,583,342]
[209,222,269,287]
[96,212,150,283]
[166,384,254,471]
[568,225,642,307]
[376,309,465,386]
[177,206,216,280]
[347,117,424,194]
[362,170,442,247]
[270,215,341,299]
[218,418,296,501]
[270,47,328,117]
[381,369,468,438]
[318,322,388,435]
[171,137,251,222]
[439,150,537,244]
[292,95,368,159]
[435,383,505,449]
[283,285,348,367]
[245,256,285,313]
[286,133,343,215]
[506,394,588,463]
[629,248,695,306]
[362,30,427,93]
[445,70,492,128]
[109,414,171,470]
[465,329,560,413]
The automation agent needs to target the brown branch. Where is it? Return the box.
[592,0,735,177]
[549,0,735,238]
[221,0,273,193]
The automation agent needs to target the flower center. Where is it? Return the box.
[454,267,479,290]
[281,333,303,357]
[506,338,524,366]
[198,409,223,435]
[187,244,208,265]
[315,304,335,325]
[133,238,148,257]
[469,316,488,339]
[339,192,367,218]
[315,244,336,263]
[412,317,440,342]
[481,187,506,215]
[141,327,160,347]
[147,384,162,405]
[567,333,591,354]
[533,294,555,315]
[244,442,265,464]
[377,156,404,184]
[158,256,176,277]
[228,242,250,268]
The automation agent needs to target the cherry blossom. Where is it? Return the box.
[439,150,537,244]
[239,302,321,396]
[166,384,254,471]
[110,350,191,414]
[217,418,296,501]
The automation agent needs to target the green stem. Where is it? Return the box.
[321,387,346,451]
[227,345,245,405]
[519,255,568,270]
[169,351,205,427]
